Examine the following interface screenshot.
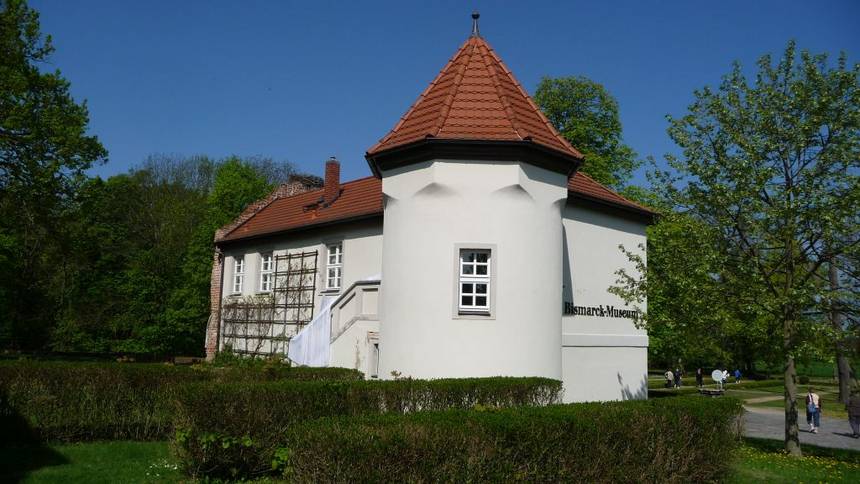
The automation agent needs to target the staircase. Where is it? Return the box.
[328,279,381,377]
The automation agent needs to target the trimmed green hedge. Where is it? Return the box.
[0,361,361,443]
[283,397,743,482]
[173,377,563,478]
[178,395,743,481]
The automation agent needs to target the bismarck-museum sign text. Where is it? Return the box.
[563,302,640,320]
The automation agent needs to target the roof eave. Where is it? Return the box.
[215,211,384,248]
[567,191,658,225]
[365,137,583,178]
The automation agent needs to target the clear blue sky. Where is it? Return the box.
[31,0,859,186]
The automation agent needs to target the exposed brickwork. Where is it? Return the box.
[206,177,321,359]
[323,157,341,205]
[204,247,223,360]
[214,178,320,243]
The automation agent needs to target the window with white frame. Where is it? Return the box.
[232,257,245,294]
[326,243,343,290]
[458,249,490,313]
[259,253,273,292]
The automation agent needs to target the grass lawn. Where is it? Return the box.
[748,385,849,420]
[727,438,860,483]
[0,441,181,483]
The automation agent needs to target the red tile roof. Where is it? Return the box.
[366,35,582,161]
[219,177,383,242]
[567,172,654,215]
[218,173,653,243]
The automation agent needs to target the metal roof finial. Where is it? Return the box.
[471,11,480,37]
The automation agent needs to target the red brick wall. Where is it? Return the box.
[204,247,223,359]
[323,158,340,205]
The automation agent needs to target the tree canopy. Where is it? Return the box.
[0,0,107,348]
[616,41,860,456]
[534,76,639,189]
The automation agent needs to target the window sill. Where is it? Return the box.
[320,289,341,295]
[454,311,494,320]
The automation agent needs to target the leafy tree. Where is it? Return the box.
[642,41,858,455]
[0,0,107,348]
[164,157,280,356]
[51,156,301,356]
[534,76,639,189]
[612,210,781,373]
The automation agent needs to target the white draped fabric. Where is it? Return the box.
[287,295,335,367]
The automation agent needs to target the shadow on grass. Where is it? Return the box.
[0,444,69,483]
[0,389,69,483]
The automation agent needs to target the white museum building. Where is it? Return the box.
[204,19,654,402]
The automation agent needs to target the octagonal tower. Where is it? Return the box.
[366,15,583,380]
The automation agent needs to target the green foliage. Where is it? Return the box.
[163,158,274,356]
[172,377,563,478]
[0,360,361,443]
[0,0,108,349]
[534,76,640,188]
[0,1,299,356]
[612,211,780,370]
[180,395,741,481]
[625,40,859,453]
[25,153,301,356]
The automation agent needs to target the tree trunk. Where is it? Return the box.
[784,317,802,456]
[829,261,853,404]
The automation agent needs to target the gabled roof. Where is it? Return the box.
[217,173,654,244]
[366,35,582,162]
[218,177,383,243]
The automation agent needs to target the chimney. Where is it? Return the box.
[323,157,340,205]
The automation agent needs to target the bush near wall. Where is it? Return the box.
[281,396,744,483]
[173,377,563,478]
[0,361,362,443]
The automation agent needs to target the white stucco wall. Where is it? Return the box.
[219,219,383,353]
[561,203,648,402]
[378,160,567,380]
[329,320,379,377]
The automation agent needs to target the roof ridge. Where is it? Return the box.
[480,42,582,157]
[477,39,525,140]
[368,39,472,153]
[433,39,473,137]
[366,34,583,161]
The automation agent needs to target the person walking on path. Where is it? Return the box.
[806,387,822,433]
[847,390,860,438]
[665,369,674,389]
[696,368,704,388]
[734,368,742,384]
[674,368,683,388]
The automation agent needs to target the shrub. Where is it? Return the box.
[280,396,744,482]
[0,360,361,443]
[173,377,563,478]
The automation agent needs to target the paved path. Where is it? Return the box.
[744,406,860,450]
[744,395,784,404]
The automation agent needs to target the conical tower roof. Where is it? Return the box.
[366,22,583,176]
